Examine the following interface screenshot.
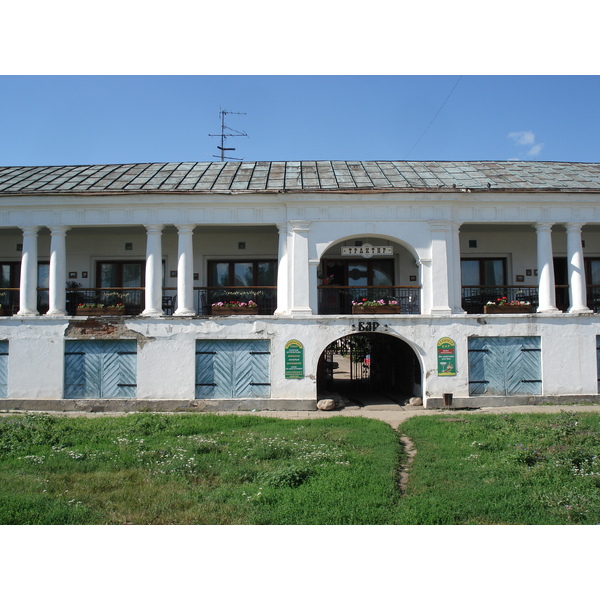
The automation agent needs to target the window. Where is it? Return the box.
[96,261,145,288]
[321,259,394,287]
[461,258,506,286]
[208,260,276,287]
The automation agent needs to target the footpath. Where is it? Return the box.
[3,404,600,430]
[238,404,600,429]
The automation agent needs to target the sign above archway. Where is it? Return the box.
[341,243,392,257]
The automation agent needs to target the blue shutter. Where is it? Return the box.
[196,340,271,399]
[469,337,541,396]
[507,337,541,395]
[597,337,600,393]
[65,340,137,399]
[0,341,8,398]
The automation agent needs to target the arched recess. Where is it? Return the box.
[316,331,423,407]
[315,234,422,315]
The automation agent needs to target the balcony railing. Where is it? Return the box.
[2,283,600,317]
[318,286,421,315]
[195,287,277,315]
[67,288,145,315]
[462,286,539,314]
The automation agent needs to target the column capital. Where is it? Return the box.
[49,225,71,236]
[290,220,310,233]
[175,224,196,234]
[144,224,164,234]
[565,222,584,233]
[20,225,40,236]
[534,222,554,232]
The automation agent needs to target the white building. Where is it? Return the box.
[1,160,599,411]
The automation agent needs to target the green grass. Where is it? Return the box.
[396,411,600,524]
[0,412,399,525]
[2,410,600,524]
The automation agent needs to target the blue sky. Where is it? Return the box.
[1,75,599,166]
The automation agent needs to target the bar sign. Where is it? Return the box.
[285,339,304,379]
[437,337,456,376]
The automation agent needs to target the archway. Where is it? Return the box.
[317,332,422,407]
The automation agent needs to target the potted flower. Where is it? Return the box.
[76,303,126,316]
[211,300,259,315]
[483,297,533,314]
[351,298,401,314]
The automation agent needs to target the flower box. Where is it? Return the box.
[76,307,126,316]
[484,304,533,314]
[211,306,259,316]
[352,305,402,314]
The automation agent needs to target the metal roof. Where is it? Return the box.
[0,161,599,195]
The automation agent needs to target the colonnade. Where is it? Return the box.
[13,220,594,317]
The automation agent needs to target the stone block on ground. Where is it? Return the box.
[317,398,336,411]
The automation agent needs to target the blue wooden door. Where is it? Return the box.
[0,341,8,398]
[64,340,137,399]
[597,337,600,393]
[196,340,271,399]
[468,337,541,396]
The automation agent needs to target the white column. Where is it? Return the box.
[289,221,312,315]
[46,226,70,316]
[174,224,196,316]
[17,226,39,316]
[566,223,592,313]
[535,222,559,313]
[275,223,289,315]
[429,222,452,315]
[142,224,165,317]
[450,223,465,314]
[308,259,320,314]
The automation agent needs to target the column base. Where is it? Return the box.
[45,309,68,317]
[289,307,313,316]
[174,308,196,317]
[141,308,165,317]
[568,307,594,314]
[430,307,452,316]
[17,309,39,317]
[537,307,561,313]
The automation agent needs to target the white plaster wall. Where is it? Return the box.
[1,319,67,398]
[1,315,600,403]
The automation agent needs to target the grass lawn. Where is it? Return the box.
[1,410,599,525]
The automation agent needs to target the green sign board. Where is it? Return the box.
[437,337,456,376]
[285,339,304,379]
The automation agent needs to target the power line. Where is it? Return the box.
[403,76,462,159]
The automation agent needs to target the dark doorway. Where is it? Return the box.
[317,333,421,407]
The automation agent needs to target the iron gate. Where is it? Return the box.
[468,336,541,396]
[64,339,137,399]
[195,340,271,399]
[0,341,7,397]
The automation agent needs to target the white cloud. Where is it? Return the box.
[527,143,544,157]
[508,131,536,146]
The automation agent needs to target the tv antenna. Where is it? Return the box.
[209,109,248,161]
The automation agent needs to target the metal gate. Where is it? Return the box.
[195,340,271,399]
[64,340,137,399]
[0,341,7,398]
[468,336,541,396]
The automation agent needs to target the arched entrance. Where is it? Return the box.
[317,333,422,407]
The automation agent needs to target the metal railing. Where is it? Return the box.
[318,286,421,315]
[66,288,145,315]
[195,287,277,315]
[462,286,539,313]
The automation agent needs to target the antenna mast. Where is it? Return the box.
[209,109,248,161]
